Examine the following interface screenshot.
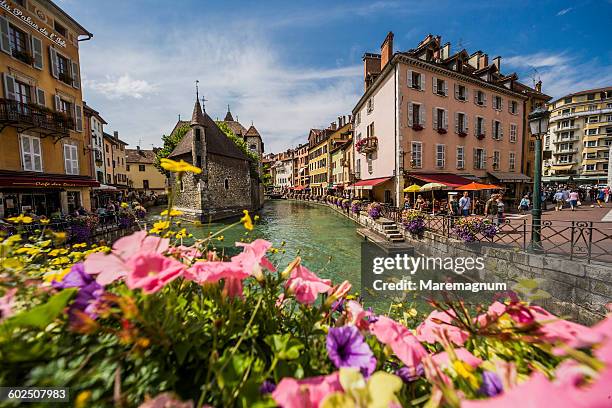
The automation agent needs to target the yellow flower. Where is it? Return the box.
[40,218,50,225]
[52,232,67,241]
[453,360,479,388]
[72,243,87,248]
[7,214,33,224]
[240,210,253,231]
[75,390,92,408]
[161,209,184,217]
[150,220,170,234]
[175,228,188,239]
[15,246,40,256]
[45,267,71,282]
[121,202,129,209]
[217,236,224,242]
[160,158,202,174]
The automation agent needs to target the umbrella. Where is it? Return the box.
[419,183,447,214]
[456,182,503,191]
[403,184,421,207]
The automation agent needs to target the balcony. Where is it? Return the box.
[553,148,578,154]
[554,125,580,132]
[0,99,74,140]
[356,136,378,154]
[94,149,103,163]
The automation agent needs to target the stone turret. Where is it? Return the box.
[190,98,205,172]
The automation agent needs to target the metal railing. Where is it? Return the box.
[0,98,74,134]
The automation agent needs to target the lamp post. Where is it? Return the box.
[528,106,551,250]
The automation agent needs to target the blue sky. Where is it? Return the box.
[60,0,612,153]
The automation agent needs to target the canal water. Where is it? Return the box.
[149,200,363,287]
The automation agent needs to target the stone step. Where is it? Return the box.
[387,233,403,239]
[390,237,405,242]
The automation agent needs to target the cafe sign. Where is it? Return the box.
[0,0,66,48]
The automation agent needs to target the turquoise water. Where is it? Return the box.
[149,200,363,287]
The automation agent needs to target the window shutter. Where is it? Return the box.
[0,16,9,54]
[75,104,83,132]
[465,87,469,100]
[73,146,79,175]
[491,119,495,139]
[64,144,71,174]
[454,112,459,133]
[464,114,468,132]
[501,123,504,139]
[474,117,478,136]
[473,148,477,169]
[444,81,448,96]
[408,102,413,126]
[49,46,59,79]
[483,149,487,167]
[474,92,478,104]
[407,70,412,88]
[36,87,45,106]
[3,73,17,100]
[500,97,503,110]
[432,107,438,129]
[432,76,437,93]
[31,36,43,69]
[71,61,80,89]
[420,106,425,126]
[54,94,61,111]
[420,74,425,91]
[443,109,448,129]
[483,93,487,106]
[454,84,459,99]
[32,137,42,171]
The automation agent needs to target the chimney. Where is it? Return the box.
[363,53,381,91]
[113,130,119,139]
[492,56,501,71]
[137,145,141,152]
[330,122,337,131]
[380,31,394,70]
[478,53,489,69]
[535,80,542,93]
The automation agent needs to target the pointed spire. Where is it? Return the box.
[191,97,205,126]
[245,124,261,137]
[224,104,234,121]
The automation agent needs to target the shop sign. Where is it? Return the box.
[12,181,85,187]
[0,0,67,48]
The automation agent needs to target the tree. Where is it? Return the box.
[216,121,260,178]
[155,123,190,173]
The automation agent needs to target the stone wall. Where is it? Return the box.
[405,230,612,324]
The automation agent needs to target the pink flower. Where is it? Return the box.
[416,310,469,346]
[525,305,600,346]
[0,288,17,321]
[285,264,332,305]
[272,372,342,408]
[325,280,352,307]
[84,231,170,286]
[185,261,250,298]
[431,348,482,369]
[232,239,276,280]
[138,392,194,408]
[346,300,373,331]
[125,253,185,294]
[168,245,202,263]
[475,301,507,327]
[370,316,428,377]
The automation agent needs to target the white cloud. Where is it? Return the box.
[80,25,362,153]
[85,74,156,99]
[505,52,568,68]
[556,7,573,16]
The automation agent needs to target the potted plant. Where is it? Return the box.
[401,209,426,237]
[437,128,447,134]
[476,134,486,140]
[452,216,497,242]
[458,131,468,137]
[412,124,424,131]
[366,202,382,219]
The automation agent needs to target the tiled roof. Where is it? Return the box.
[245,125,261,137]
[126,149,156,164]
[225,120,248,137]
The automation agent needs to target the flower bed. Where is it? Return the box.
[351,200,362,214]
[366,202,382,219]
[401,209,425,236]
[69,215,100,242]
[452,216,498,242]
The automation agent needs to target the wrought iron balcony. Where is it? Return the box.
[0,99,74,139]
[356,136,378,154]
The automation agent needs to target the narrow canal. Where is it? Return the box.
[150,200,363,287]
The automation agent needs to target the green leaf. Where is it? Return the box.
[4,288,77,329]
[215,352,251,389]
[265,334,303,360]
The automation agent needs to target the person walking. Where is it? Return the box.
[569,190,580,211]
[496,195,506,225]
[518,195,530,215]
[554,190,564,211]
[448,195,460,216]
[458,192,471,216]
[484,194,499,221]
[597,188,606,208]
[415,195,425,211]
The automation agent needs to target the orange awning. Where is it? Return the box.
[347,177,392,190]
[456,182,503,191]
[408,173,474,188]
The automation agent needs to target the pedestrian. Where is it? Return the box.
[569,190,580,211]
[496,195,505,225]
[518,195,530,214]
[597,188,606,208]
[458,192,471,216]
[415,195,425,211]
[484,194,499,221]
[606,186,611,203]
[448,195,460,216]
[554,190,564,211]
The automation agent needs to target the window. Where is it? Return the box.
[105,145,109,153]
[436,144,445,168]
[367,122,375,138]
[492,120,503,140]
[585,140,597,148]
[15,80,30,105]
[433,77,447,96]
[564,97,572,104]
[587,93,595,101]
[224,178,229,189]
[585,164,596,171]
[408,103,424,127]
[493,95,503,110]
[126,165,130,171]
[64,143,79,175]
[588,116,599,123]
[475,90,486,106]
[355,112,361,126]
[433,108,447,130]
[196,155,202,168]
[474,148,486,170]
[456,146,465,169]
[456,112,467,134]
[8,24,27,55]
[455,84,467,101]
[57,53,71,84]
[510,124,517,142]
[587,128,598,135]
[408,70,423,90]
[143,180,149,190]
[54,20,67,37]
[509,100,518,114]
[21,134,42,172]
[476,117,485,136]
[411,141,422,168]
[195,128,201,141]
[509,152,516,171]
[367,97,374,113]
[492,151,500,170]
[249,144,257,150]
[139,164,145,172]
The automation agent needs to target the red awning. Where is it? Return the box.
[408,173,473,188]
[294,185,306,191]
[0,171,100,188]
[348,177,392,190]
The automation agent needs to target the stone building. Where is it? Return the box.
[168,98,261,221]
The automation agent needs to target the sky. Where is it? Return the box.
[60,0,612,153]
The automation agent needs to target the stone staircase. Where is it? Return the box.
[380,219,405,243]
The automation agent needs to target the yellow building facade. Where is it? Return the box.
[126,148,166,194]
[0,0,94,217]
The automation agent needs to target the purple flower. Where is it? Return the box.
[479,371,503,397]
[53,263,103,320]
[326,325,377,377]
[396,364,424,383]
[259,380,276,394]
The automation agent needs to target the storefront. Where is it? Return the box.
[347,177,393,203]
[487,172,531,205]
[0,171,99,218]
